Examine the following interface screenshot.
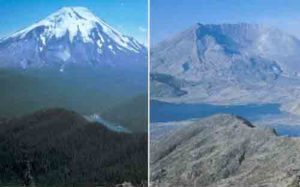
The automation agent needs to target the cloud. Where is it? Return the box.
[139,26,147,32]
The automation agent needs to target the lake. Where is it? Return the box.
[151,100,281,122]
[273,125,300,137]
[151,100,300,137]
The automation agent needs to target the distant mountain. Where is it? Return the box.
[0,108,147,186]
[151,23,300,104]
[0,67,147,120]
[0,7,146,70]
[151,114,300,187]
[102,94,148,132]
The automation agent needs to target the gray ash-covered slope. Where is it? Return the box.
[151,23,300,104]
[0,7,146,70]
[151,114,300,187]
[0,108,147,186]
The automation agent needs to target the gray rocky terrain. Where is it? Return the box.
[151,114,300,187]
[151,23,300,107]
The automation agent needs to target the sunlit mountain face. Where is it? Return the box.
[0,7,147,70]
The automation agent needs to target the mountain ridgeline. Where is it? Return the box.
[0,108,147,186]
[151,115,300,187]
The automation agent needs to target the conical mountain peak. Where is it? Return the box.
[0,7,146,69]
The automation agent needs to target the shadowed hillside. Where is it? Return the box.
[0,108,147,186]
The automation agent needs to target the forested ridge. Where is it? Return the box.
[0,108,147,186]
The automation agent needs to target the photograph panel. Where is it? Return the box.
[0,0,148,186]
[150,0,300,186]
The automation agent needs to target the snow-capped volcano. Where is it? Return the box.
[0,7,146,69]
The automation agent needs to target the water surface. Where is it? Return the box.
[151,100,281,123]
[151,100,300,137]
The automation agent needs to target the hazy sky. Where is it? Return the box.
[151,0,300,45]
[0,0,148,45]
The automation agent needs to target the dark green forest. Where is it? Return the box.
[0,108,147,186]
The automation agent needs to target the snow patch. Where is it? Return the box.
[96,40,103,48]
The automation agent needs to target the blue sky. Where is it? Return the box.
[151,0,300,44]
[0,0,148,45]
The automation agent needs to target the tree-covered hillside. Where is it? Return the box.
[0,108,147,186]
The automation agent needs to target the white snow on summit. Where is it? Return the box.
[8,7,141,52]
[0,7,146,69]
